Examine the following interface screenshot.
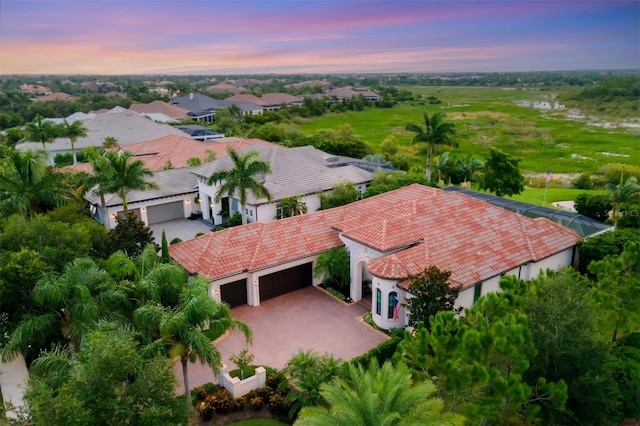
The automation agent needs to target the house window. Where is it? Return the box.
[388,292,398,319]
[376,289,382,316]
[231,199,239,212]
[473,283,483,302]
[356,185,365,200]
[276,205,283,219]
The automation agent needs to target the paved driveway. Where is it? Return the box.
[175,286,388,393]
[151,218,213,244]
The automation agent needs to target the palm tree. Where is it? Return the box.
[207,147,272,225]
[0,149,72,218]
[22,113,58,149]
[136,276,252,407]
[605,175,640,228]
[58,119,88,164]
[1,257,128,361]
[283,350,343,418]
[455,155,485,185]
[295,360,465,426]
[92,150,158,214]
[277,195,308,219]
[405,111,457,182]
[105,244,187,308]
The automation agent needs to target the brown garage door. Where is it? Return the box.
[259,263,312,302]
[220,279,247,308]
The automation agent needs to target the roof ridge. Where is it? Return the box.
[248,223,267,270]
[516,215,536,261]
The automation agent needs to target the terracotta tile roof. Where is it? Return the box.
[226,94,266,105]
[170,185,581,286]
[33,92,76,102]
[64,136,277,172]
[129,100,190,119]
[260,93,303,106]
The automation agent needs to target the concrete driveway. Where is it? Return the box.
[175,286,388,393]
[151,218,213,244]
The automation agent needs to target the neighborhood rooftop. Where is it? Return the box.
[192,144,374,203]
[170,184,581,288]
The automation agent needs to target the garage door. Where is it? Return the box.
[147,201,184,225]
[259,263,312,302]
[220,279,248,308]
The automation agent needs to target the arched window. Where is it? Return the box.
[388,292,398,319]
[376,289,382,316]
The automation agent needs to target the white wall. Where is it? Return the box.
[371,277,406,330]
[103,193,197,229]
[340,235,386,302]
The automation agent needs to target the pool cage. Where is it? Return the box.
[443,187,613,238]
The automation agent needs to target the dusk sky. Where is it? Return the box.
[1,0,638,75]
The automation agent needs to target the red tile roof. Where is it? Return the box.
[63,136,278,172]
[129,100,190,119]
[170,185,581,286]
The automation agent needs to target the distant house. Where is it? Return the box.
[129,100,191,123]
[19,84,50,95]
[324,86,380,102]
[260,93,303,110]
[33,92,77,102]
[169,184,582,322]
[17,107,185,162]
[192,144,375,226]
[171,93,263,123]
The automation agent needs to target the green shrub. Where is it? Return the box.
[573,173,594,189]
[227,212,243,227]
[229,365,257,380]
[349,336,402,368]
[248,396,264,411]
[197,388,244,419]
[195,232,205,237]
[596,163,640,185]
[169,237,182,245]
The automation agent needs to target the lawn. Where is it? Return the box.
[296,86,640,175]
[508,188,607,206]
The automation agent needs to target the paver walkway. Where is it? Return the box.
[175,286,388,393]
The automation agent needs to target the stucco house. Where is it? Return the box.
[171,93,263,123]
[169,184,582,330]
[17,107,185,163]
[79,137,277,229]
[192,144,376,226]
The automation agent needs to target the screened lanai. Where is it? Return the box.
[443,187,612,238]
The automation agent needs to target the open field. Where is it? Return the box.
[296,87,640,175]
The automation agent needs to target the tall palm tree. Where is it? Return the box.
[0,149,72,218]
[405,111,457,182]
[1,257,128,361]
[136,276,252,407]
[22,113,58,149]
[207,147,272,225]
[58,119,88,164]
[295,360,465,426]
[605,175,640,228]
[92,150,158,214]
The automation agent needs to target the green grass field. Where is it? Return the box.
[296,86,640,175]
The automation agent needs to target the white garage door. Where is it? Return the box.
[147,201,184,224]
